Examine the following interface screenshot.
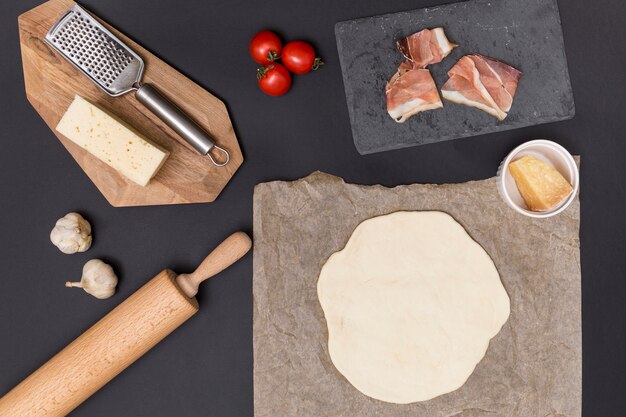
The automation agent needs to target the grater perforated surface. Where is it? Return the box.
[45,5,144,96]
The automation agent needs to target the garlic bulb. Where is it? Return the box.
[50,212,92,254]
[66,259,118,299]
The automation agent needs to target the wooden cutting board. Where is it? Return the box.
[335,0,575,155]
[18,0,243,206]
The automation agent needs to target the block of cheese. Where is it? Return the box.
[508,155,573,212]
[56,95,169,186]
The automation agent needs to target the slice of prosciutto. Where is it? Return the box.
[441,54,521,120]
[396,27,457,68]
[385,27,454,123]
[386,62,443,123]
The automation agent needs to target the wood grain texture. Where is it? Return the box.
[176,231,252,297]
[0,270,199,417]
[18,0,243,206]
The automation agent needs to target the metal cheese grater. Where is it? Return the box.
[45,4,229,167]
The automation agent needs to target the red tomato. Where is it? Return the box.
[257,63,292,96]
[249,30,283,64]
[281,41,324,74]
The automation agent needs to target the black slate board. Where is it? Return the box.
[335,0,575,155]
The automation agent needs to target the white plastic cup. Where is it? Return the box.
[497,139,579,218]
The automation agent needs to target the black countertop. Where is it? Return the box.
[0,0,624,416]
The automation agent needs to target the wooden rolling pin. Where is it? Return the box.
[0,232,252,417]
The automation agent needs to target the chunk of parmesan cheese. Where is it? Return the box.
[56,95,169,186]
[508,155,573,212]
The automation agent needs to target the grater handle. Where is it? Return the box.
[135,84,230,166]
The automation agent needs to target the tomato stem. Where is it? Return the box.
[312,57,324,71]
[267,50,280,62]
[256,64,275,80]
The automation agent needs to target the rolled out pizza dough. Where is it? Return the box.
[317,211,510,404]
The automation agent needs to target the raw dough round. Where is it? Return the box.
[317,211,510,404]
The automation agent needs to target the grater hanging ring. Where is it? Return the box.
[207,145,230,167]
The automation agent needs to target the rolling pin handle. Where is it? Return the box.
[176,232,252,298]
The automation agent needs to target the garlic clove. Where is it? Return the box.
[50,212,92,254]
[66,259,117,299]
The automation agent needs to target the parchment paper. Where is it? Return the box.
[253,169,581,417]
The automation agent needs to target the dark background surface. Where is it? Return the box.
[0,0,623,416]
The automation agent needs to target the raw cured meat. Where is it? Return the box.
[386,28,455,123]
[442,55,521,120]
[386,63,443,123]
[396,27,457,68]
